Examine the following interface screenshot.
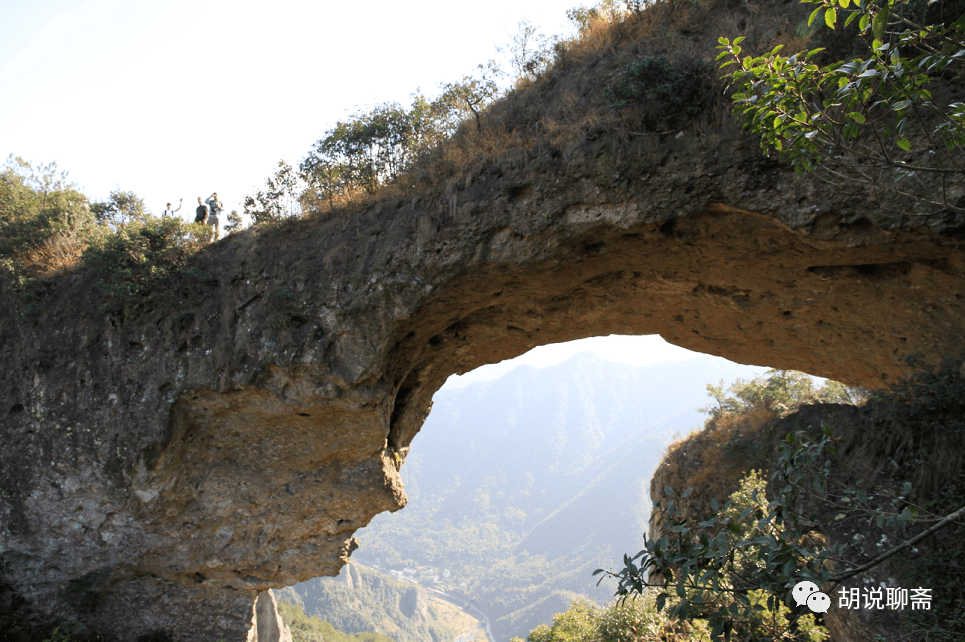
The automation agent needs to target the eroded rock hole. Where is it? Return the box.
[284,336,784,641]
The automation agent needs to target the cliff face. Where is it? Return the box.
[3,13,965,642]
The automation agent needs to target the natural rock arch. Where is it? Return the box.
[3,120,965,641]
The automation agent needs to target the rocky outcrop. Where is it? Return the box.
[648,392,965,640]
[247,590,293,642]
[3,12,965,642]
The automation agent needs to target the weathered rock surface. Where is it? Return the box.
[247,590,293,642]
[3,22,965,642]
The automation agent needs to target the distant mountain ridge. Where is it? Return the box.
[288,351,765,641]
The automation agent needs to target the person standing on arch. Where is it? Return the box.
[194,196,209,224]
[162,198,182,217]
[205,192,223,239]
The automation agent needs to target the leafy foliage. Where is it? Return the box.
[0,155,216,319]
[717,0,965,212]
[299,95,451,210]
[510,594,707,642]
[701,369,868,419]
[599,363,965,641]
[81,215,212,314]
[0,155,96,289]
[91,189,148,227]
[245,160,303,224]
[606,56,714,128]
[598,437,839,642]
[224,209,243,234]
[279,566,457,642]
[874,355,965,437]
[276,599,393,642]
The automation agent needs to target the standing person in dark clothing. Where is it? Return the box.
[194,196,209,224]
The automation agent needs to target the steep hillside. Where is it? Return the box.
[277,562,485,642]
[647,363,965,641]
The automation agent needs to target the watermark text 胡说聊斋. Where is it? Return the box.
[837,586,932,611]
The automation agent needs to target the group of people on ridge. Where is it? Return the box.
[161,193,223,239]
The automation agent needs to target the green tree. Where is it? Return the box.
[717,0,965,213]
[91,189,148,226]
[512,594,706,642]
[500,20,553,81]
[224,209,244,234]
[0,155,95,288]
[566,0,625,35]
[245,160,303,224]
[277,599,394,642]
[436,63,502,134]
[523,600,599,642]
[701,369,867,419]
[301,100,424,200]
[299,92,463,210]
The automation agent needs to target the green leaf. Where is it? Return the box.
[897,137,911,150]
[809,6,823,26]
[892,99,912,110]
[873,1,891,42]
[826,7,838,28]
[848,111,866,123]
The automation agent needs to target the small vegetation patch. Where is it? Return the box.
[82,216,212,315]
[606,56,714,128]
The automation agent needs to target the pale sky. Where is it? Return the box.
[443,335,762,387]
[0,0,578,219]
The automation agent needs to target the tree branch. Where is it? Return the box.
[831,503,965,584]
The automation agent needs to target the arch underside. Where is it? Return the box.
[387,202,965,453]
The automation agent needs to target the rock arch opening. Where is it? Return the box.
[382,203,965,462]
[283,335,772,641]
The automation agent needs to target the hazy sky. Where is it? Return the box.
[0,0,578,218]
[443,335,770,387]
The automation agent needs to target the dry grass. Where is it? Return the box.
[651,407,780,525]
[295,0,817,225]
[14,232,87,280]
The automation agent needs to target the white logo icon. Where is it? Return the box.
[792,581,819,607]
[807,591,831,613]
